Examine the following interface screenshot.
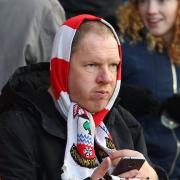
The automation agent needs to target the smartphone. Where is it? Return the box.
[112,156,145,175]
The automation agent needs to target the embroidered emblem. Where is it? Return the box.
[73,104,80,118]
[106,137,116,149]
[77,133,93,146]
[71,104,115,168]
[84,147,93,157]
[83,120,91,135]
[95,137,116,159]
[75,112,96,162]
[73,104,88,118]
[96,147,108,159]
[70,144,98,168]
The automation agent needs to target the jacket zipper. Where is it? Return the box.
[168,64,179,176]
[168,129,180,176]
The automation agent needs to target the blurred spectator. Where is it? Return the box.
[0,0,65,92]
[117,0,180,179]
[59,0,125,30]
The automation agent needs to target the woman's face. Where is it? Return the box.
[137,0,178,43]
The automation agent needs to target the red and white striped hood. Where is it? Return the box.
[50,14,122,126]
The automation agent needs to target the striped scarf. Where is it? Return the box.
[50,14,122,179]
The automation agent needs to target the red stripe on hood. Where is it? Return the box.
[50,58,69,99]
[63,14,101,29]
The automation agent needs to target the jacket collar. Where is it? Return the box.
[30,90,67,140]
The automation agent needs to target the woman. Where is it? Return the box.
[117,0,180,179]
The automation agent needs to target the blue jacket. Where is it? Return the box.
[121,39,180,179]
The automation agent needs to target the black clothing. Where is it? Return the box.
[0,63,168,179]
[59,0,123,31]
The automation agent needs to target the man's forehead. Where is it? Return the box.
[77,30,118,47]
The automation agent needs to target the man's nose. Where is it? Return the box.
[96,67,113,84]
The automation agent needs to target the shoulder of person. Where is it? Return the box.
[0,109,38,150]
[118,104,141,124]
[110,102,142,129]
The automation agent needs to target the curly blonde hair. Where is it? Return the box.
[116,0,180,65]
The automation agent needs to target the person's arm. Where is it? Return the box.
[118,84,160,117]
[0,111,37,180]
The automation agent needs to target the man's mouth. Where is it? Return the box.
[95,91,109,99]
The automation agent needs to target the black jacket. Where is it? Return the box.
[0,63,168,179]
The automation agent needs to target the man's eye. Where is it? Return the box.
[109,64,118,72]
[85,64,98,73]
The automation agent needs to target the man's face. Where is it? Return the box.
[68,32,120,113]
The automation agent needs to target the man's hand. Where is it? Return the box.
[91,157,111,180]
[110,150,159,179]
[91,149,159,179]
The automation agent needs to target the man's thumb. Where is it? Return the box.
[91,157,111,179]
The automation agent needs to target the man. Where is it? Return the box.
[0,14,167,179]
[0,0,65,91]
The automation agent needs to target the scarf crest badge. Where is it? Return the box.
[71,104,97,168]
[50,14,122,179]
